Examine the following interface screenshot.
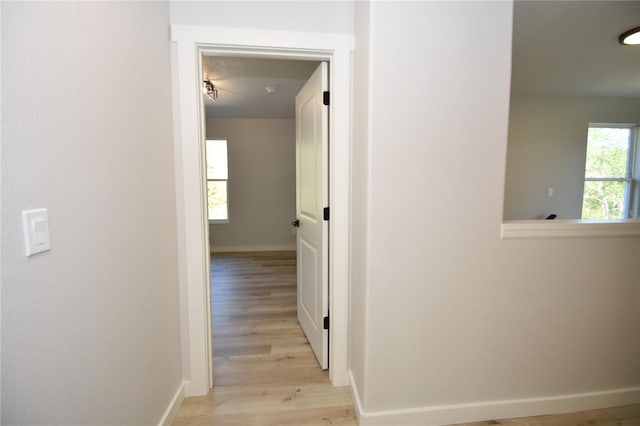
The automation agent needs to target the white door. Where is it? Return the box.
[294,62,329,369]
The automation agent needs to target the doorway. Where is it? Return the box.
[201,55,328,370]
[171,26,354,396]
[201,56,319,254]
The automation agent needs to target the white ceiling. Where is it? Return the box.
[511,1,640,97]
[202,56,320,119]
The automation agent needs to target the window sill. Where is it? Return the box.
[209,219,229,225]
[501,219,640,239]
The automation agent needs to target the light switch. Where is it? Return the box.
[22,208,50,256]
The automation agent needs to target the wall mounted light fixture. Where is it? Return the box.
[619,26,640,45]
[203,80,219,101]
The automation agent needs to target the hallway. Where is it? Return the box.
[172,251,357,425]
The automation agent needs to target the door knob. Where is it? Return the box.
[291,219,300,227]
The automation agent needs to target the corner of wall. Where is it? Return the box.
[158,381,186,426]
[348,370,366,425]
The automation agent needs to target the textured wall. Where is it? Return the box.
[1,2,182,424]
[350,0,371,406]
[170,1,354,34]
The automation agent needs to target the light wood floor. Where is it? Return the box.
[172,251,357,425]
[454,405,640,426]
[172,251,640,426]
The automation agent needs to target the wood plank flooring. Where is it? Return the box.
[172,251,640,426]
[454,404,640,426]
[172,251,357,426]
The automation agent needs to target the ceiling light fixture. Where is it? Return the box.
[203,80,219,101]
[265,86,278,95]
[619,26,640,45]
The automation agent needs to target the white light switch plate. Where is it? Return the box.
[22,208,50,256]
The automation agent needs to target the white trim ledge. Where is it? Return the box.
[158,381,185,426]
[501,219,640,239]
[349,373,640,426]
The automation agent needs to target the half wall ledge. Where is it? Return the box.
[501,219,640,239]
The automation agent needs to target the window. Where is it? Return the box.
[206,139,229,222]
[582,125,638,220]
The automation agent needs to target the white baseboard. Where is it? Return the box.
[348,371,640,426]
[210,244,296,253]
[348,370,365,424]
[158,381,185,426]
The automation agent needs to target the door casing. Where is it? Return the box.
[171,25,354,396]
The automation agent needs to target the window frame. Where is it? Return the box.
[582,123,639,220]
[205,138,229,224]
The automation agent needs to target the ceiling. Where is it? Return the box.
[202,56,320,119]
[511,1,640,97]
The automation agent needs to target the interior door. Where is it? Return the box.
[295,62,329,369]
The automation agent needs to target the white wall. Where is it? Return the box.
[206,118,296,251]
[352,1,640,424]
[350,0,371,406]
[1,2,182,424]
[504,95,640,220]
[170,1,354,35]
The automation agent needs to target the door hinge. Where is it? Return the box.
[323,91,330,106]
[323,316,330,330]
[323,207,330,221]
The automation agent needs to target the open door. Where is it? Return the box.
[294,62,329,369]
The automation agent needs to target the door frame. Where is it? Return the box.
[171,25,354,397]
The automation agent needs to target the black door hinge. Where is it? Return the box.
[323,316,330,330]
[323,207,330,221]
[323,91,330,106]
